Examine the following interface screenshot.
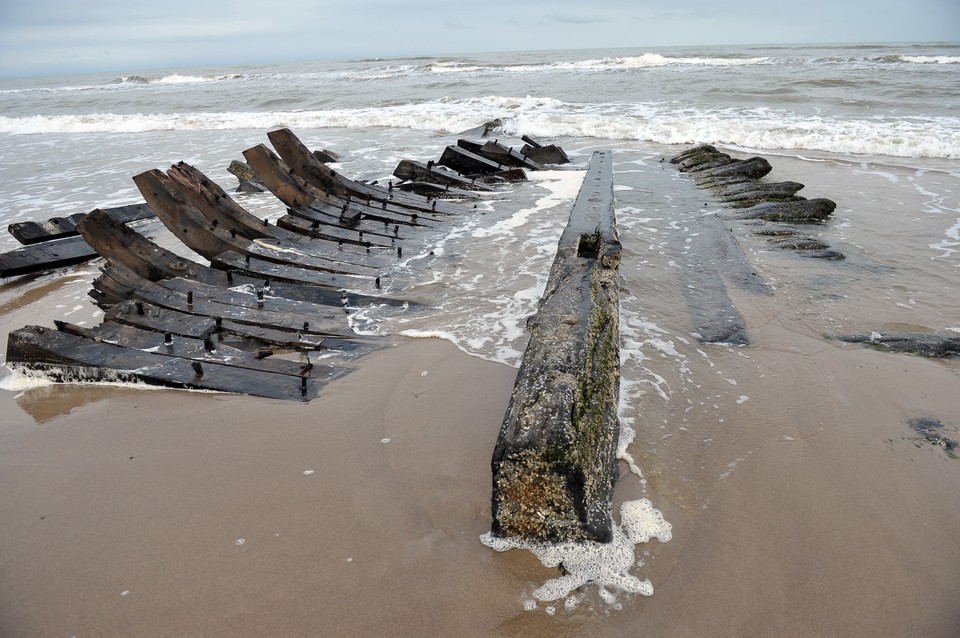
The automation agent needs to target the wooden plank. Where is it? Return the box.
[100,265,353,337]
[0,236,97,278]
[1,207,164,278]
[439,145,505,175]
[275,213,396,248]
[393,159,494,192]
[520,135,570,165]
[267,127,466,215]
[157,276,350,319]
[55,320,330,378]
[211,251,375,291]
[8,203,154,245]
[458,139,543,171]
[105,299,216,338]
[8,212,86,245]
[104,299,327,349]
[243,143,449,229]
[480,140,543,170]
[395,181,488,199]
[134,169,385,277]
[6,325,326,401]
[78,208,225,285]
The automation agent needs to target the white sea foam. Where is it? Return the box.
[930,218,960,258]
[384,170,584,367]
[900,56,960,65]
[498,54,771,73]
[480,498,671,610]
[3,96,953,159]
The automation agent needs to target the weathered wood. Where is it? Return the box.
[8,212,87,245]
[670,145,842,260]
[457,139,544,171]
[6,325,325,401]
[243,143,447,230]
[54,320,329,378]
[97,261,352,337]
[156,276,348,320]
[77,209,216,284]
[520,136,570,165]
[479,168,529,183]
[72,201,408,311]
[105,299,326,349]
[678,153,733,172]
[267,127,466,215]
[168,162,277,241]
[491,150,621,544]
[718,181,806,208]
[394,181,485,199]
[439,145,507,176]
[0,236,98,278]
[834,332,960,357]
[211,251,375,290]
[692,156,773,182]
[713,180,804,199]
[1,204,160,278]
[134,169,385,277]
[483,140,544,170]
[275,214,392,248]
[669,144,719,164]
[166,162,401,264]
[393,159,494,192]
[8,203,154,245]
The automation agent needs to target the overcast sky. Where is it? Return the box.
[1,0,958,78]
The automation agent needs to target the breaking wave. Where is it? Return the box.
[113,73,244,84]
[2,94,957,160]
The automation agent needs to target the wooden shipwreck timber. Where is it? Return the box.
[3,130,865,547]
[2,127,572,402]
[490,151,622,543]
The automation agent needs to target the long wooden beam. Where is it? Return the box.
[490,151,622,544]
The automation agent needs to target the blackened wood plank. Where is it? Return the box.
[8,203,154,245]
[0,236,97,278]
[6,325,324,401]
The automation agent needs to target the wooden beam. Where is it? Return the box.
[490,151,622,544]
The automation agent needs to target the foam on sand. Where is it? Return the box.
[480,498,671,612]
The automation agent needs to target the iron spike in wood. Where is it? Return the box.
[490,150,622,544]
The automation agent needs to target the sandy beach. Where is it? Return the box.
[1,312,958,636]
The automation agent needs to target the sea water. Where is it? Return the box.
[1,42,958,613]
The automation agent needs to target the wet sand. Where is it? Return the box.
[1,328,958,636]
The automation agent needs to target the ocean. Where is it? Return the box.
[1,42,959,619]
